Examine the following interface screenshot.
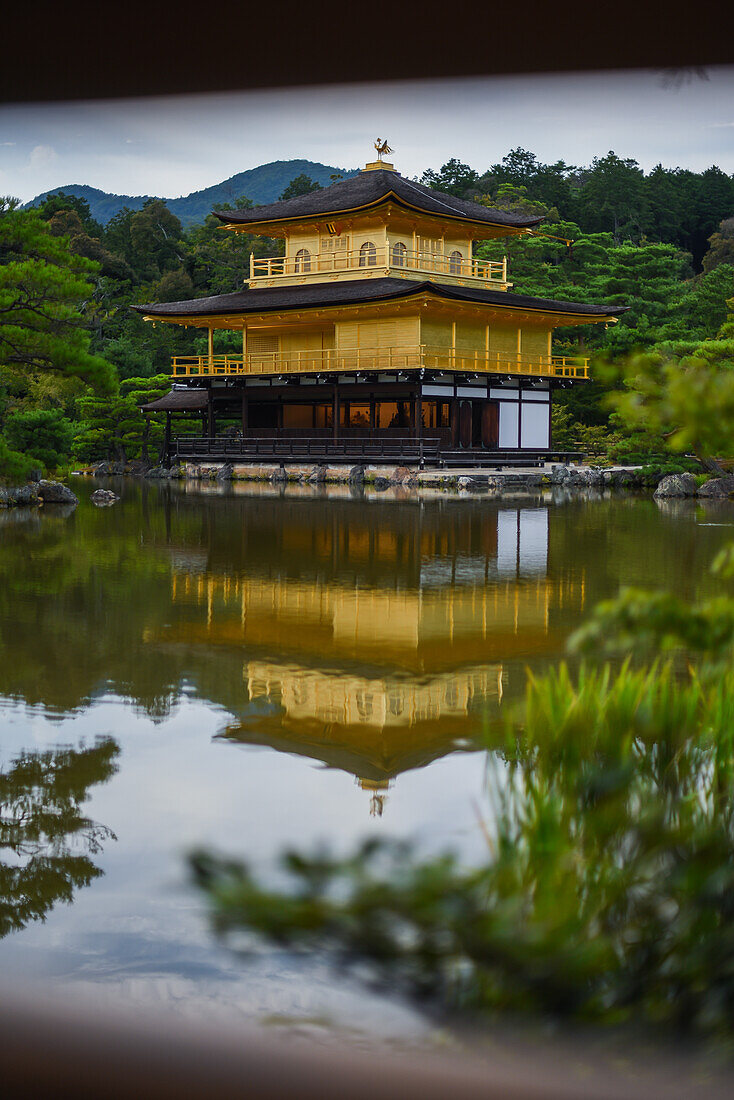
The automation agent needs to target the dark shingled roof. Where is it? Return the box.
[140,388,208,412]
[133,278,629,320]
[212,169,542,230]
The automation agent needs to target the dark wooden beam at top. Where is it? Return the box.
[2,1,733,105]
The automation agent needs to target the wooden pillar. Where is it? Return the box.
[370,394,376,439]
[242,325,248,372]
[208,326,214,374]
[415,391,423,440]
[450,398,459,448]
[163,413,171,461]
[142,415,151,463]
[332,384,340,442]
[241,389,248,435]
[207,388,215,437]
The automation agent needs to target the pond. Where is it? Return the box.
[1,480,732,1045]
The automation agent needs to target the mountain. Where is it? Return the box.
[24,160,358,227]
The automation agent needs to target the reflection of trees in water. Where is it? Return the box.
[1,484,730,722]
[0,737,119,938]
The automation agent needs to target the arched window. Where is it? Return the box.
[359,241,377,267]
[449,249,463,275]
[391,241,407,267]
[294,247,311,273]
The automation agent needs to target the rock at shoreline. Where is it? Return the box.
[348,465,365,485]
[215,464,234,481]
[37,480,79,505]
[388,465,417,487]
[92,461,127,477]
[90,489,120,507]
[551,465,606,489]
[0,484,39,507]
[697,475,734,498]
[654,473,698,498]
[373,476,390,491]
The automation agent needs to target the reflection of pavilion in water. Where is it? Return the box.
[157,505,585,806]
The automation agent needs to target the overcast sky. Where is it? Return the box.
[1,67,733,203]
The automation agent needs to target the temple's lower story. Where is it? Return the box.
[143,370,572,468]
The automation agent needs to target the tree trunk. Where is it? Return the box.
[699,454,727,476]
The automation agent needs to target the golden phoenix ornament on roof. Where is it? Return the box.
[374,139,393,160]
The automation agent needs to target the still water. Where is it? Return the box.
[0,480,731,1043]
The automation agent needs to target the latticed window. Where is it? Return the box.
[359,241,377,267]
[321,236,348,253]
[294,247,311,273]
[449,249,463,274]
[391,241,407,266]
[418,236,443,255]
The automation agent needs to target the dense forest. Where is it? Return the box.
[1,148,733,479]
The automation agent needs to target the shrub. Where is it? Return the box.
[0,434,40,484]
[3,408,73,469]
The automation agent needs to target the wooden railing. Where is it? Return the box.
[173,434,442,467]
[250,247,507,285]
[171,346,589,380]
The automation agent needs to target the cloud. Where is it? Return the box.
[29,144,57,167]
[709,121,734,128]
[0,141,16,147]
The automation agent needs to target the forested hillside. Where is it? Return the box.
[25,160,357,227]
[1,150,733,477]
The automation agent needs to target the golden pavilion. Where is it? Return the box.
[137,149,626,465]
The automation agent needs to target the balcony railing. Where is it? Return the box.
[249,248,508,285]
[171,346,589,380]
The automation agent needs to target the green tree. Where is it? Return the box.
[185,199,281,296]
[279,174,322,200]
[421,159,480,198]
[690,166,734,268]
[45,209,133,281]
[4,407,74,469]
[0,198,115,392]
[575,152,650,243]
[703,217,734,274]
[38,191,104,238]
[74,374,172,463]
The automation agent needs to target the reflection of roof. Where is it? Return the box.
[140,389,207,412]
[134,277,628,321]
[220,712,485,783]
[212,168,541,230]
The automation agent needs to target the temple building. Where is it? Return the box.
[137,150,626,465]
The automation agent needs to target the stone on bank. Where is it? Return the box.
[653,473,698,498]
[697,476,734,498]
[0,480,78,508]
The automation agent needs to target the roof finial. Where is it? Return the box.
[374,138,393,161]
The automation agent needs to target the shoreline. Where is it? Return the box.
[2,464,730,507]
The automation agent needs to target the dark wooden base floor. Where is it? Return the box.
[170,435,580,469]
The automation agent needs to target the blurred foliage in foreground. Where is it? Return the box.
[191,541,734,1044]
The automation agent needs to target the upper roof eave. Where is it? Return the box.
[211,169,542,232]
